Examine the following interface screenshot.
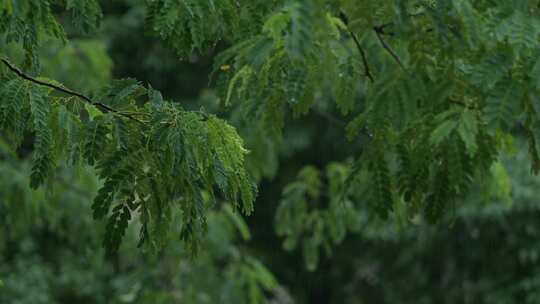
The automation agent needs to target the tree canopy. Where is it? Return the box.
[1,0,540,303]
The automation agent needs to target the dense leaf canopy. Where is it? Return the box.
[1,0,540,303]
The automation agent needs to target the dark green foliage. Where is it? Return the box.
[0,61,256,255]
[0,77,29,147]
[284,1,314,60]
[5,1,540,303]
[82,117,110,166]
[103,199,132,256]
[0,0,104,69]
[65,0,102,33]
[2,0,540,281]
[0,146,278,303]
[28,86,52,188]
[144,0,278,57]
[92,163,135,220]
[276,163,368,271]
[369,145,394,220]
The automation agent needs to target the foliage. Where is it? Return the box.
[0,142,278,303]
[211,0,540,225]
[276,163,367,271]
[2,0,540,302]
[0,65,256,256]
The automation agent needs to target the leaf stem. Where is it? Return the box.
[339,10,374,82]
[373,26,406,71]
[349,31,375,82]
[1,58,144,124]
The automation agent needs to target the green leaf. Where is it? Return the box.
[103,201,132,256]
[29,86,52,189]
[457,111,479,156]
[284,2,314,60]
[84,102,103,120]
[430,119,458,146]
[531,57,540,90]
[224,204,251,241]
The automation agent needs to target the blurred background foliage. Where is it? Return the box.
[1,1,540,303]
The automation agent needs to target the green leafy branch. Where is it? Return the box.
[339,11,374,82]
[1,58,144,124]
[0,56,257,256]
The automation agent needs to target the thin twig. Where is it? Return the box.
[348,31,374,82]
[339,11,374,83]
[1,58,144,124]
[374,23,395,36]
[118,111,152,117]
[373,26,406,71]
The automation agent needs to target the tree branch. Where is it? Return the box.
[339,11,374,82]
[373,26,406,71]
[348,31,374,83]
[1,58,144,124]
